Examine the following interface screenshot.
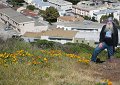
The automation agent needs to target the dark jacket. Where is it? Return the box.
[99,23,118,47]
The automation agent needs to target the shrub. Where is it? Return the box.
[31,40,56,49]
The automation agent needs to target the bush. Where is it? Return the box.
[115,47,120,58]
[63,43,94,54]
[27,5,35,11]
[31,40,56,49]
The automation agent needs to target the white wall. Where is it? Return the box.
[24,0,33,4]
[33,26,48,32]
[114,11,120,21]
[89,10,100,18]
[19,21,35,35]
[41,36,73,44]
[61,4,72,11]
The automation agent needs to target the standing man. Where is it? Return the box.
[91,17,118,63]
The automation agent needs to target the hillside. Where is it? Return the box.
[0,38,120,85]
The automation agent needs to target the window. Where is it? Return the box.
[23,24,24,26]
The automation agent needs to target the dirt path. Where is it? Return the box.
[92,58,120,82]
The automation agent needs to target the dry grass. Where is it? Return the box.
[0,57,97,85]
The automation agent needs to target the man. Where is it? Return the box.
[91,17,118,63]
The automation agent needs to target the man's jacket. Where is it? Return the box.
[99,23,118,47]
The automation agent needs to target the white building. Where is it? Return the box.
[57,16,84,22]
[31,0,51,10]
[24,0,33,4]
[48,0,72,12]
[22,28,78,44]
[0,6,48,35]
[54,20,104,32]
[72,1,107,18]
[0,8,35,35]
[93,9,119,22]
[52,20,104,46]
[29,0,66,16]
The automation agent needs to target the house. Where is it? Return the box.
[22,28,78,44]
[57,16,84,22]
[93,9,119,22]
[53,20,104,32]
[110,2,120,21]
[24,0,33,4]
[30,0,66,16]
[47,0,72,12]
[74,31,100,47]
[0,5,48,35]
[31,0,51,10]
[72,1,107,18]
[52,20,104,46]
[21,9,38,17]
[0,7,35,35]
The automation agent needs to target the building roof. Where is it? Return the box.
[53,20,104,29]
[72,5,95,11]
[73,1,106,11]
[0,3,8,9]
[48,0,72,6]
[57,16,84,22]
[94,9,117,15]
[23,28,78,39]
[21,9,38,17]
[33,19,46,26]
[75,31,99,42]
[0,8,34,23]
[32,0,51,6]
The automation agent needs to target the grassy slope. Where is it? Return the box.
[0,39,120,85]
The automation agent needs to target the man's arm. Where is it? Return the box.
[99,25,105,43]
[115,26,118,47]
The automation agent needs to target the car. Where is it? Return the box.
[4,27,12,31]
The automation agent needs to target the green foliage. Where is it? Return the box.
[83,16,91,20]
[43,0,47,2]
[7,0,24,7]
[115,47,120,58]
[114,18,119,26]
[100,15,108,23]
[39,10,46,16]
[0,38,33,53]
[65,0,89,5]
[43,7,60,23]
[100,14,119,25]
[31,40,56,49]
[63,43,94,54]
[27,5,36,11]
[91,16,97,22]
[0,38,120,61]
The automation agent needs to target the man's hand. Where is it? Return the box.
[99,43,103,48]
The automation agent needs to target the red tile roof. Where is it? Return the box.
[21,9,38,17]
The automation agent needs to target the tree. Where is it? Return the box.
[43,0,47,2]
[113,18,119,26]
[83,16,91,20]
[91,16,97,22]
[7,0,24,7]
[44,7,59,23]
[27,5,35,11]
[65,0,89,5]
[100,15,108,23]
